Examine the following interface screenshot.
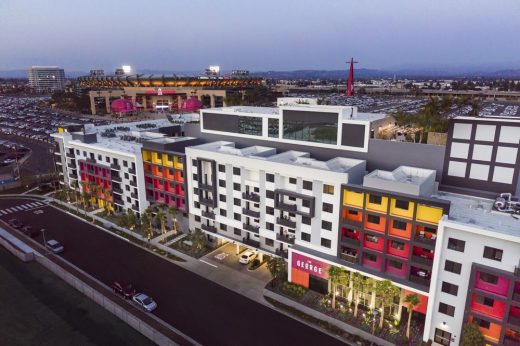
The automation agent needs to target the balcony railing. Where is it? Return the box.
[278,202,297,212]
[131,204,139,212]
[199,182,213,191]
[414,235,436,246]
[201,210,215,219]
[130,180,137,187]
[128,168,136,175]
[243,208,260,219]
[343,218,363,227]
[67,163,76,169]
[199,197,214,206]
[111,176,122,182]
[508,314,520,327]
[242,192,260,203]
[86,158,96,164]
[112,187,123,194]
[513,292,520,303]
[66,152,75,158]
[340,252,359,264]
[130,192,138,199]
[276,217,296,229]
[411,255,433,267]
[276,248,288,259]
[110,163,121,170]
[201,223,217,233]
[341,236,360,246]
[276,233,295,244]
[243,223,260,234]
[242,237,260,248]
[409,274,430,287]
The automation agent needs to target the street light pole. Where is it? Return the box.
[40,228,47,253]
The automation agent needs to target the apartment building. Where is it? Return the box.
[28,66,66,92]
[52,119,175,214]
[186,141,365,260]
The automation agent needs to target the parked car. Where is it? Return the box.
[112,281,136,299]
[22,225,39,238]
[132,293,157,312]
[45,239,64,254]
[8,219,23,228]
[239,250,257,264]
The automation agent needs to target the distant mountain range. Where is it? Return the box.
[1,67,520,79]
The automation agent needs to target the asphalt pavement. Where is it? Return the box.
[0,197,346,346]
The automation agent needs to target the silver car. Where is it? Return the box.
[46,240,64,254]
[132,293,157,312]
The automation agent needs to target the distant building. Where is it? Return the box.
[89,69,104,76]
[27,66,66,93]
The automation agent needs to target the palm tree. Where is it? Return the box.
[267,257,286,287]
[375,280,400,329]
[404,293,421,339]
[127,209,137,231]
[142,206,154,236]
[351,272,365,317]
[327,266,348,309]
[168,205,179,234]
[155,210,166,240]
[71,180,80,215]
[190,229,206,251]
[117,212,129,228]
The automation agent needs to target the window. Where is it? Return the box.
[301,233,311,242]
[322,221,332,231]
[193,188,199,195]
[266,173,274,183]
[369,195,382,204]
[322,203,333,213]
[323,184,334,195]
[302,216,311,225]
[390,241,404,250]
[123,160,128,167]
[441,282,458,296]
[265,238,274,246]
[234,198,240,206]
[233,183,240,191]
[283,115,338,144]
[474,318,490,329]
[125,185,130,191]
[238,116,262,136]
[395,199,409,210]
[192,173,198,181]
[434,328,452,346]
[365,253,377,262]
[444,260,462,274]
[233,167,241,175]
[97,154,102,160]
[234,228,241,236]
[194,215,201,222]
[475,295,494,307]
[218,164,225,173]
[266,190,274,199]
[438,302,455,316]
[124,173,129,179]
[219,179,226,187]
[303,180,312,190]
[220,224,227,231]
[447,238,465,252]
[266,206,274,215]
[266,222,274,231]
[289,177,297,184]
[367,214,380,224]
[219,194,226,202]
[479,272,498,285]
[302,199,311,208]
[219,209,227,217]
[348,210,358,215]
[388,260,403,269]
[321,238,331,248]
[194,201,200,209]
[268,118,279,138]
[365,234,379,243]
[483,246,503,261]
[234,213,241,221]
[393,220,407,231]
[192,159,197,166]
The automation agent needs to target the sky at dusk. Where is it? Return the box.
[1,0,519,72]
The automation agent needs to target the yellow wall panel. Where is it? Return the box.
[365,194,388,213]
[416,204,443,224]
[389,199,415,219]
[343,190,364,207]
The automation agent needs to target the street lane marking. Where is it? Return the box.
[199,259,218,268]
[20,205,29,209]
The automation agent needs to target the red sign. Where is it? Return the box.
[292,252,329,279]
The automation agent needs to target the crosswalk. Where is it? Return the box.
[0,201,46,215]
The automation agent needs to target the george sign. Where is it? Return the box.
[292,252,330,279]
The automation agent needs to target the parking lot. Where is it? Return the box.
[0,197,345,346]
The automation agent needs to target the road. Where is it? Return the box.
[0,197,346,346]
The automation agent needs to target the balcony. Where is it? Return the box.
[340,252,359,264]
[112,187,123,194]
[341,236,360,246]
[509,314,520,328]
[243,208,260,219]
[199,182,213,191]
[130,192,138,199]
[278,201,297,212]
[111,175,122,182]
[242,237,260,248]
[86,158,96,164]
[131,205,139,212]
[276,248,288,259]
[200,197,215,206]
[145,182,153,189]
[409,274,430,287]
[242,192,260,203]
[201,223,217,233]
[504,335,520,346]
[513,292,520,303]
[130,180,137,187]
[243,223,260,234]
[414,235,436,246]
[412,255,433,267]
[201,210,215,219]
[276,233,295,244]
[276,217,296,229]
[67,163,76,169]
[66,152,75,158]
[343,217,363,227]
[110,163,121,170]
[128,168,136,175]
[113,198,124,205]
